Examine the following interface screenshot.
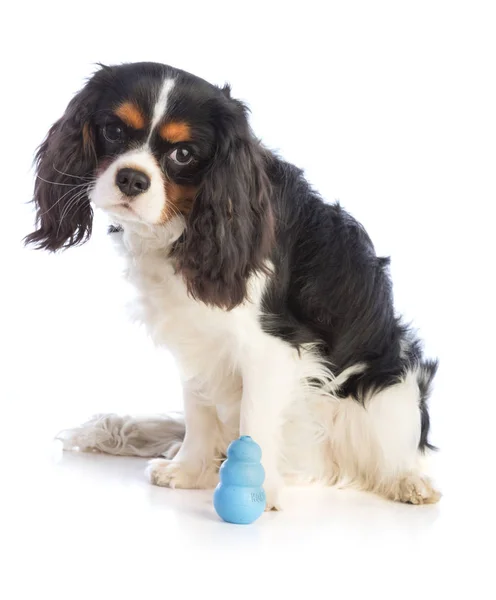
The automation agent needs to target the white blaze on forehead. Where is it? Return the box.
[91,77,176,226]
[148,78,175,142]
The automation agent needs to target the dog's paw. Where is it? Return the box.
[146,459,218,489]
[390,474,442,505]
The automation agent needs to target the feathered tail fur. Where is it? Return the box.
[56,413,185,459]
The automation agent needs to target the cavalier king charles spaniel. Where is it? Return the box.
[26,62,440,509]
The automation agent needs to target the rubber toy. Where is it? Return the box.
[213,435,266,524]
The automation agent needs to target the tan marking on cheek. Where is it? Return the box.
[114,102,146,129]
[160,181,198,223]
[159,121,192,143]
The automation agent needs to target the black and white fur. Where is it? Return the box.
[27,62,440,509]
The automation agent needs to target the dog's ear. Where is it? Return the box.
[24,68,107,251]
[174,100,274,310]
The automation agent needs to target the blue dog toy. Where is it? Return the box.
[213,436,266,524]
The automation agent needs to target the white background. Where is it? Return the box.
[1,1,495,598]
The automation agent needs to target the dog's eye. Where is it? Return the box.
[103,124,125,144]
[168,147,193,165]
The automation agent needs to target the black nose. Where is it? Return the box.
[116,168,150,197]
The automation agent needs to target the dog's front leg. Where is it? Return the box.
[147,383,221,489]
[239,341,297,510]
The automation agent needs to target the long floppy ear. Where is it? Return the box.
[174,121,274,310]
[24,71,104,251]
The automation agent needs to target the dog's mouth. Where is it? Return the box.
[103,201,138,220]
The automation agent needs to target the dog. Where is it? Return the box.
[26,62,440,509]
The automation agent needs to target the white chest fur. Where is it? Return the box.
[115,221,272,404]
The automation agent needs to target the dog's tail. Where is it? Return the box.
[56,413,185,459]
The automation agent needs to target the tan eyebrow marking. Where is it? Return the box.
[114,102,146,130]
[159,121,192,143]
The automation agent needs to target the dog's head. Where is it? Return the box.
[26,62,273,308]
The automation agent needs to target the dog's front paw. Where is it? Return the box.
[146,458,218,489]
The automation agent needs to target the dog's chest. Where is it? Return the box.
[128,250,221,342]
[121,243,265,392]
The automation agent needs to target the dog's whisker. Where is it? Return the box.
[38,183,90,217]
[36,175,91,188]
[55,189,89,237]
[52,166,94,181]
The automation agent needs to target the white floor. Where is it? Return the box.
[2,3,496,597]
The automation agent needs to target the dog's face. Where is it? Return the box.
[26,62,273,308]
[90,65,223,226]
